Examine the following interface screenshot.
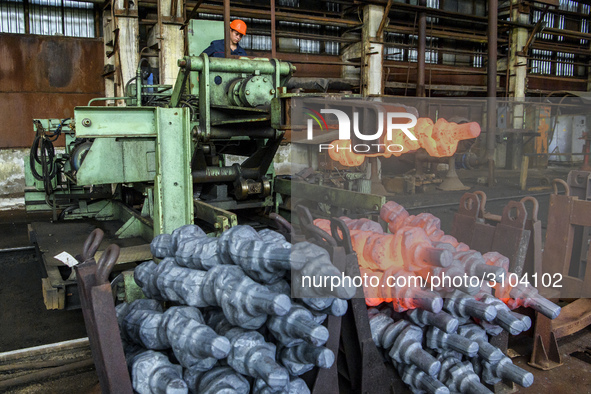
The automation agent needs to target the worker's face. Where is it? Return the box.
[230,29,243,45]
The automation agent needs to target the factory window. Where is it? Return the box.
[556,52,574,76]
[384,32,406,61]
[530,49,552,75]
[559,0,579,12]
[472,44,485,68]
[581,5,589,45]
[531,9,554,41]
[426,0,439,24]
[0,0,95,37]
[0,1,25,33]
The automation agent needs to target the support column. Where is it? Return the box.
[487,0,498,184]
[417,0,427,98]
[362,4,385,96]
[506,1,529,170]
[149,0,185,87]
[103,0,139,105]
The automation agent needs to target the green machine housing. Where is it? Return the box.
[25,49,295,238]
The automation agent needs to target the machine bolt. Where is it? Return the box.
[82,118,91,127]
[245,90,250,95]
[270,89,276,94]
[263,78,268,83]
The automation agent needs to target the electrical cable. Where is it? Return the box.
[29,118,70,195]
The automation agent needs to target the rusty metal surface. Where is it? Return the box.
[450,192,497,253]
[0,34,104,148]
[520,197,543,278]
[529,312,563,370]
[295,207,406,393]
[75,230,133,394]
[552,299,591,339]
[543,179,591,298]
[250,51,343,78]
[451,192,481,245]
[490,201,530,276]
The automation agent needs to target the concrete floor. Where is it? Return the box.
[1,165,590,392]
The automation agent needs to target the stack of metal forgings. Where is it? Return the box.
[118,224,355,394]
[312,200,562,393]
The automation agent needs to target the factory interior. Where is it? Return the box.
[1,0,591,393]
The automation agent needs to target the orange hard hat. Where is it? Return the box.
[230,19,247,35]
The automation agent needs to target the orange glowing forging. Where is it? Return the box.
[328,118,481,167]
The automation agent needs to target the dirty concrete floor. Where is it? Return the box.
[1,165,591,392]
[0,210,96,393]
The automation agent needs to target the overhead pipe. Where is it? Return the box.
[487,0,498,187]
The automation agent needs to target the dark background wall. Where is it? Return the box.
[0,33,104,148]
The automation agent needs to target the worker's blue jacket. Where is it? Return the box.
[202,39,247,58]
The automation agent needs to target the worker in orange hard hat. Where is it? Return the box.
[202,19,248,58]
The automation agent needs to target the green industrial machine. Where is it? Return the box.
[26,54,295,238]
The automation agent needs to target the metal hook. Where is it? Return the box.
[552,179,570,196]
[473,190,487,218]
[520,196,539,222]
[96,244,120,285]
[82,228,104,262]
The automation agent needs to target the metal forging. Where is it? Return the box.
[134,260,291,329]
[253,376,311,394]
[267,304,330,347]
[497,282,561,320]
[224,328,290,391]
[218,225,306,283]
[478,293,532,335]
[368,309,440,376]
[395,362,450,394]
[183,366,250,394]
[135,259,207,306]
[128,350,188,394]
[456,324,504,363]
[438,356,492,394]
[426,326,479,358]
[443,290,497,322]
[118,302,230,370]
[150,233,174,259]
[315,218,453,271]
[258,228,291,249]
[406,309,459,334]
[171,224,207,252]
[279,343,335,376]
[389,324,442,377]
[453,250,506,282]
[481,356,534,387]
[175,236,222,271]
[291,241,356,300]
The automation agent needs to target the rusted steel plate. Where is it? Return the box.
[552,298,591,339]
[0,34,104,93]
[542,193,575,280]
[0,34,104,148]
[529,312,563,370]
[0,92,100,148]
[570,199,591,227]
[521,197,543,278]
[567,170,591,200]
[490,201,530,276]
[75,241,133,394]
[450,192,480,245]
[528,76,587,92]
